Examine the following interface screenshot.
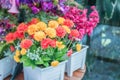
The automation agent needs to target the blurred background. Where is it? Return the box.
[75,0,120,80]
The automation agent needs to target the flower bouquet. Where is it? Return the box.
[5,15,83,80]
[63,6,99,76]
[0,19,16,80]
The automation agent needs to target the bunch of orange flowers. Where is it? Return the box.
[5,17,82,66]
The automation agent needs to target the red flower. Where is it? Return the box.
[70,29,79,38]
[5,33,16,43]
[10,45,15,52]
[67,49,73,57]
[28,18,40,25]
[17,23,28,33]
[64,19,74,28]
[41,38,51,49]
[41,38,56,49]
[56,26,66,38]
[20,39,33,49]
[49,40,56,48]
[14,31,24,39]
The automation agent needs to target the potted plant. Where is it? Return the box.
[5,14,83,80]
[63,6,99,76]
[0,19,16,80]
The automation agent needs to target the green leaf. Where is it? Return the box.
[42,56,51,62]
[21,55,33,67]
[30,45,37,53]
[43,62,49,67]
[35,58,44,65]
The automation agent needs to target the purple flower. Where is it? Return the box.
[31,6,40,14]
[42,2,54,11]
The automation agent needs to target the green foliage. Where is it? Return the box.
[21,46,68,68]
[0,43,9,59]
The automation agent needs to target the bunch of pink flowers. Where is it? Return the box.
[64,6,99,39]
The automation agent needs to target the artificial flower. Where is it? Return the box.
[14,55,20,62]
[51,61,59,67]
[27,24,37,35]
[67,49,73,57]
[45,28,56,38]
[20,39,33,49]
[5,33,16,43]
[48,20,59,28]
[21,48,27,55]
[56,41,65,49]
[36,22,47,31]
[57,17,65,25]
[76,44,82,52]
[56,26,66,38]
[62,25,71,33]
[34,31,46,42]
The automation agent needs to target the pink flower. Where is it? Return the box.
[67,49,73,57]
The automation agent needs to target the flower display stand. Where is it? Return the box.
[23,61,67,80]
[0,57,16,80]
[66,45,88,77]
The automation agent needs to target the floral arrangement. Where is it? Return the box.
[64,6,99,39]
[5,17,82,68]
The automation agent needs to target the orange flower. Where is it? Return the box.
[21,48,27,55]
[27,24,37,35]
[48,20,59,28]
[64,19,74,28]
[62,25,71,33]
[20,39,33,49]
[34,31,46,41]
[36,22,47,31]
[56,26,66,38]
[5,33,16,43]
[15,50,20,56]
[57,17,65,25]
[14,55,20,62]
[76,44,82,52]
[17,23,28,33]
[56,41,65,50]
[51,61,59,67]
[45,28,56,38]
[70,29,79,38]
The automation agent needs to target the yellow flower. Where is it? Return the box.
[14,55,20,62]
[56,41,65,49]
[27,24,37,35]
[34,31,46,41]
[76,44,82,52]
[62,25,71,33]
[48,20,59,28]
[36,22,47,31]
[21,48,27,55]
[57,17,65,25]
[51,61,59,67]
[15,50,20,56]
[45,28,56,38]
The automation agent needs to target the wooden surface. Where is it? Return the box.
[5,66,86,80]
